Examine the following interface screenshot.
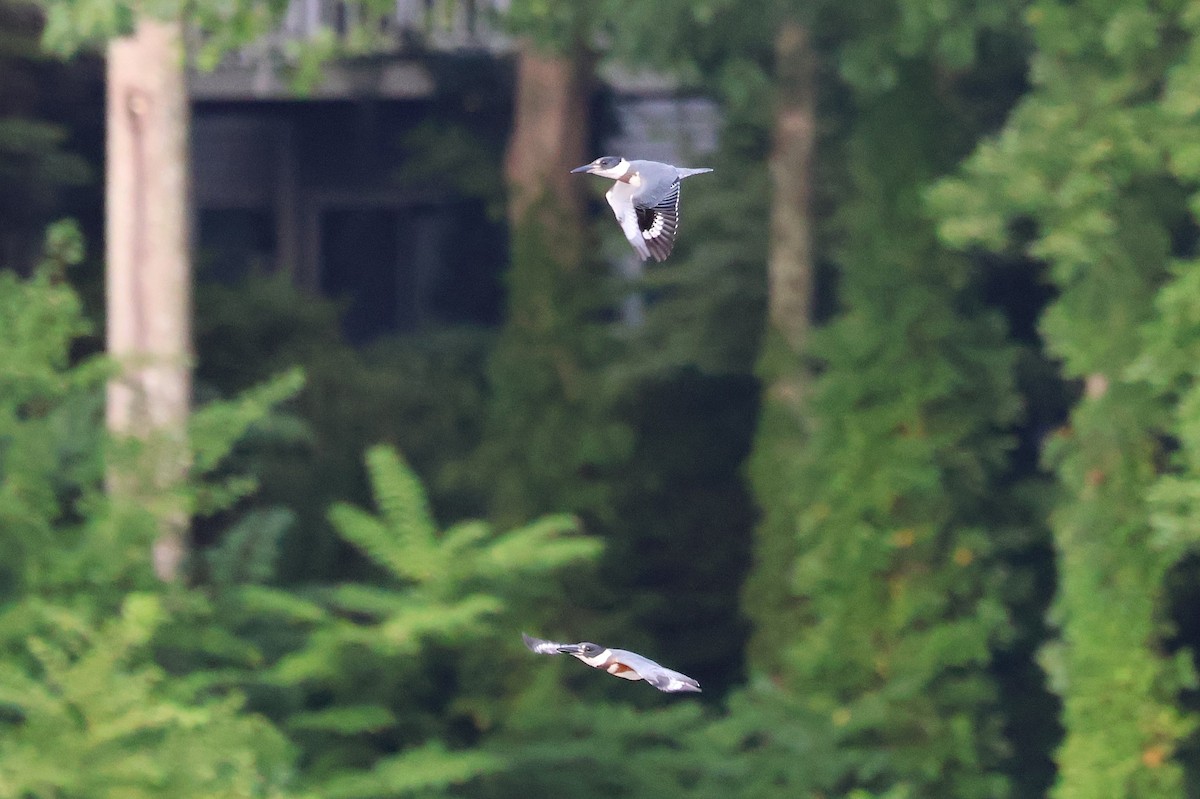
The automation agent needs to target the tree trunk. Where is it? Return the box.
[105,17,192,581]
[503,40,592,262]
[485,39,604,526]
[767,19,816,355]
[743,18,818,674]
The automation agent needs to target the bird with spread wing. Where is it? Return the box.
[522,633,701,693]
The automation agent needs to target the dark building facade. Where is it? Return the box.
[189,0,717,342]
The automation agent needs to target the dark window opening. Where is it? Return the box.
[196,208,276,284]
[317,200,503,344]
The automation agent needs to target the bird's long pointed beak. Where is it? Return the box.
[569,164,593,174]
[556,644,583,654]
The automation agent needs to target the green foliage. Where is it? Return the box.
[685,681,913,799]
[316,742,499,799]
[482,195,634,528]
[737,31,1029,796]
[825,0,1020,95]
[194,274,496,580]
[32,3,1200,798]
[611,157,769,382]
[34,0,482,93]
[0,219,111,601]
[483,676,902,799]
[224,444,602,797]
[0,594,304,799]
[742,329,809,673]
[205,507,295,587]
[393,120,507,220]
[188,368,305,517]
[932,1,1200,795]
[771,76,1019,799]
[500,0,590,52]
[36,0,344,57]
[332,446,598,599]
[0,4,93,270]
[0,224,307,798]
[481,683,710,799]
[1137,262,1200,556]
[0,115,89,232]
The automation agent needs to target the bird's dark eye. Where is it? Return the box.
[599,157,620,168]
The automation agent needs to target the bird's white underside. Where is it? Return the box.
[605,183,652,260]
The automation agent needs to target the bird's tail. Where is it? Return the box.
[678,167,714,179]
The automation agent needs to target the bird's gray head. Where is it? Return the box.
[570,156,629,179]
[557,641,604,658]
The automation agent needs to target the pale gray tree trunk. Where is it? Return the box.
[105,17,192,581]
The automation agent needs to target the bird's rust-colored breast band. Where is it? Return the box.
[604,658,642,681]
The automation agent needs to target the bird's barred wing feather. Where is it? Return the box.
[634,181,681,263]
[522,633,565,655]
[609,648,702,693]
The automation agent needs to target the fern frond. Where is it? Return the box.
[0,662,51,714]
[270,623,378,685]
[377,594,502,648]
[322,583,407,619]
[2,599,301,799]
[189,369,305,473]
[207,508,294,587]
[364,445,437,553]
[473,514,599,577]
[233,585,327,624]
[171,666,258,696]
[440,520,490,554]
[180,623,262,666]
[327,504,406,576]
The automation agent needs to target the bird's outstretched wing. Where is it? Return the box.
[634,181,681,263]
[608,648,702,693]
[522,633,565,655]
[642,665,702,693]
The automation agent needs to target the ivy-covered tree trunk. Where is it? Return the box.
[105,16,192,581]
[931,1,1200,795]
[765,69,1019,798]
[743,16,818,675]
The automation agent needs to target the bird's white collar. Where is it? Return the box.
[591,158,632,180]
[573,648,615,668]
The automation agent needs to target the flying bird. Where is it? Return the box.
[570,156,713,262]
[522,633,701,693]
